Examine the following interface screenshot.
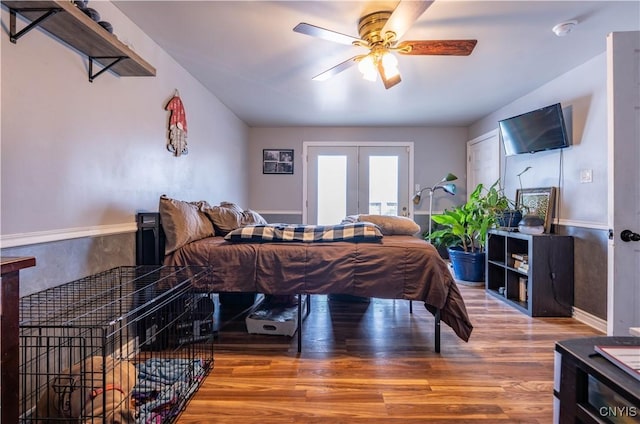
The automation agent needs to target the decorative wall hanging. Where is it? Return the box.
[263,149,294,174]
[165,90,188,156]
[516,187,557,233]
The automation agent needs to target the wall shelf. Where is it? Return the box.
[3,0,156,81]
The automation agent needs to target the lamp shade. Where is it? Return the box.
[413,173,458,205]
[441,183,456,195]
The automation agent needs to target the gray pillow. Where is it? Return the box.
[357,214,421,236]
[158,195,215,254]
[203,202,268,235]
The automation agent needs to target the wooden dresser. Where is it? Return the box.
[1,256,36,424]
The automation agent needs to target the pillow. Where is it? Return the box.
[202,202,268,235]
[219,201,243,214]
[357,214,421,236]
[203,205,242,236]
[340,215,359,224]
[158,195,215,254]
[242,209,268,226]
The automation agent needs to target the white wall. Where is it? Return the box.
[1,1,249,240]
[247,126,469,217]
[0,2,249,293]
[469,53,608,227]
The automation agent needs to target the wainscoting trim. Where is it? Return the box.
[256,210,303,215]
[0,222,137,248]
[572,306,607,333]
[557,219,608,231]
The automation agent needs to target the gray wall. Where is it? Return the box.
[469,53,609,320]
[247,126,469,222]
[0,2,249,293]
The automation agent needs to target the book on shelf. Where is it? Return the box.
[517,263,529,273]
[518,277,528,302]
[594,345,640,382]
[511,253,529,262]
[513,259,529,270]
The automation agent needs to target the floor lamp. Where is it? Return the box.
[412,173,458,239]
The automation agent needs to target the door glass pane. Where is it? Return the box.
[317,155,347,225]
[369,156,398,215]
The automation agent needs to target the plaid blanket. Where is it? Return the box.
[224,222,383,243]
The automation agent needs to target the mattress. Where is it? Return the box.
[164,235,473,342]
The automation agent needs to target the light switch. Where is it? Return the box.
[580,169,593,183]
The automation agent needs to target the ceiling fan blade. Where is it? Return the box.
[312,56,359,81]
[382,0,434,42]
[397,40,478,56]
[293,23,361,46]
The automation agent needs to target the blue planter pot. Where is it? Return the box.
[448,247,486,282]
[496,210,522,228]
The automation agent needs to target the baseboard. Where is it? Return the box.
[572,307,607,333]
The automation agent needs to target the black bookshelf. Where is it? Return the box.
[486,229,574,317]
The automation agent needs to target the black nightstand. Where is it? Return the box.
[554,337,640,423]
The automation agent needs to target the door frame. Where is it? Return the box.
[302,141,415,224]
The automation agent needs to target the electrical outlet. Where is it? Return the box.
[415,184,421,192]
[580,169,593,183]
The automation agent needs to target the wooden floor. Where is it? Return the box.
[177,284,602,423]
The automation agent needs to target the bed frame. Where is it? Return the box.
[136,212,444,353]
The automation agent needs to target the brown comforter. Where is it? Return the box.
[164,235,473,342]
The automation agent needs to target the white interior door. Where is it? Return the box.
[305,144,411,224]
[467,129,500,197]
[607,31,640,336]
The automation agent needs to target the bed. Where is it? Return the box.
[146,196,474,353]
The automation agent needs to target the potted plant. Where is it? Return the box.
[427,183,496,282]
[484,180,522,229]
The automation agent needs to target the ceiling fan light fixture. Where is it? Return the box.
[358,54,378,81]
[377,53,401,89]
[380,51,400,78]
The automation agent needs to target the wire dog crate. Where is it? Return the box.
[18,265,214,423]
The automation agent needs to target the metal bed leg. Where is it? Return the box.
[409,300,413,314]
[434,308,441,353]
[297,294,302,353]
[295,295,311,354]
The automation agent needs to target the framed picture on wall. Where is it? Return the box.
[263,149,294,174]
[516,187,557,233]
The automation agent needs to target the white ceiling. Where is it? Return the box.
[113,1,640,127]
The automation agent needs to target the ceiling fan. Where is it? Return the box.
[293,0,477,89]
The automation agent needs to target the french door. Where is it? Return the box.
[304,143,412,225]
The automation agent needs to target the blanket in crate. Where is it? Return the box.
[133,358,207,423]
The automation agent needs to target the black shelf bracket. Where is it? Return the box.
[88,56,128,82]
[9,7,62,43]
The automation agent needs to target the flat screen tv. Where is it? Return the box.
[499,103,570,156]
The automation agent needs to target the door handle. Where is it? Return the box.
[620,229,640,242]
